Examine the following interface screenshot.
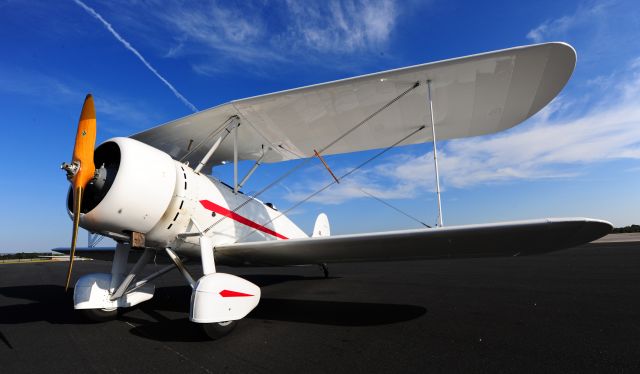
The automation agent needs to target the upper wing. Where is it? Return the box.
[132,43,575,172]
[213,218,611,266]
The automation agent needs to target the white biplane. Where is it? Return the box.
[57,42,612,339]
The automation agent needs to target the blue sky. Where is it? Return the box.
[1,0,638,252]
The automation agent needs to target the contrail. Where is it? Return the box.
[72,0,198,112]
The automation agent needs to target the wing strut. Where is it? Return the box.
[427,80,444,227]
[235,124,427,242]
[233,119,239,194]
[237,148,268,191]
[193,116,238,173]
[203,81,421,234]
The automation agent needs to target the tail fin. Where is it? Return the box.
[312,213,330,237]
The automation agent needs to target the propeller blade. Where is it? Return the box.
[63,94,97,292]
[65,186,83,292]
[72,94,97,190]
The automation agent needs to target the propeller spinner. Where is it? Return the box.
[61,94,97,291]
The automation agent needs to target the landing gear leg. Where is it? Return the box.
[75,244,157,322]
[196,236,237,340]
[75,243,129,322]
[172,235,260,340]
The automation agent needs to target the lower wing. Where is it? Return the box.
[51,247,171,263]
[215,218,612,266]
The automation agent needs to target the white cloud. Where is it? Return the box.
[526,2,611,43]
[0,66,76,99]
[388,66,640,188]
[284,164,418,204]
[285,0,396,53]
[527,15,573,43]
[157,2,280,64]
[106,0,400,74]
[283,58,640,204]
[93,96,157,132]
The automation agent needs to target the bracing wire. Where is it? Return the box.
[236,125,427,241]
[357,188,431,228]
[93,234,106,246]
[203,81,421,234]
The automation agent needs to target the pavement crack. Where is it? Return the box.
[160,344,213,374]
[119,319,212,374]
[0,330,13,349]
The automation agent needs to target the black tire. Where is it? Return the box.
[79,308,118,322]
[202,320,237,340]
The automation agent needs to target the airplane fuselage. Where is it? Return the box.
[74,137,307,260]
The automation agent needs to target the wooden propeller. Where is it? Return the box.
[61,94,97,291]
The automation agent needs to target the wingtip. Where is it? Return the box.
[577,218,614,244]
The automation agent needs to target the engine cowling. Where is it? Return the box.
[68,137,177,235]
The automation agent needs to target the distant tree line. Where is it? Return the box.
[612,225,640,233]
[0,252,53,260]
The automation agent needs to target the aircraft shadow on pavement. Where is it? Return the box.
[0,284,86,325]
[0,275,427,343]
[0,275,320,325]
[124,297,428,343]
[124,280,427,342]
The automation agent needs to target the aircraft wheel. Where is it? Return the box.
[202,320,237,340]
[79,308,118,322]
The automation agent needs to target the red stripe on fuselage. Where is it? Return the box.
[200,200,288,240]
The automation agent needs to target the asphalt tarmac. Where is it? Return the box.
[1,241,639,373]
